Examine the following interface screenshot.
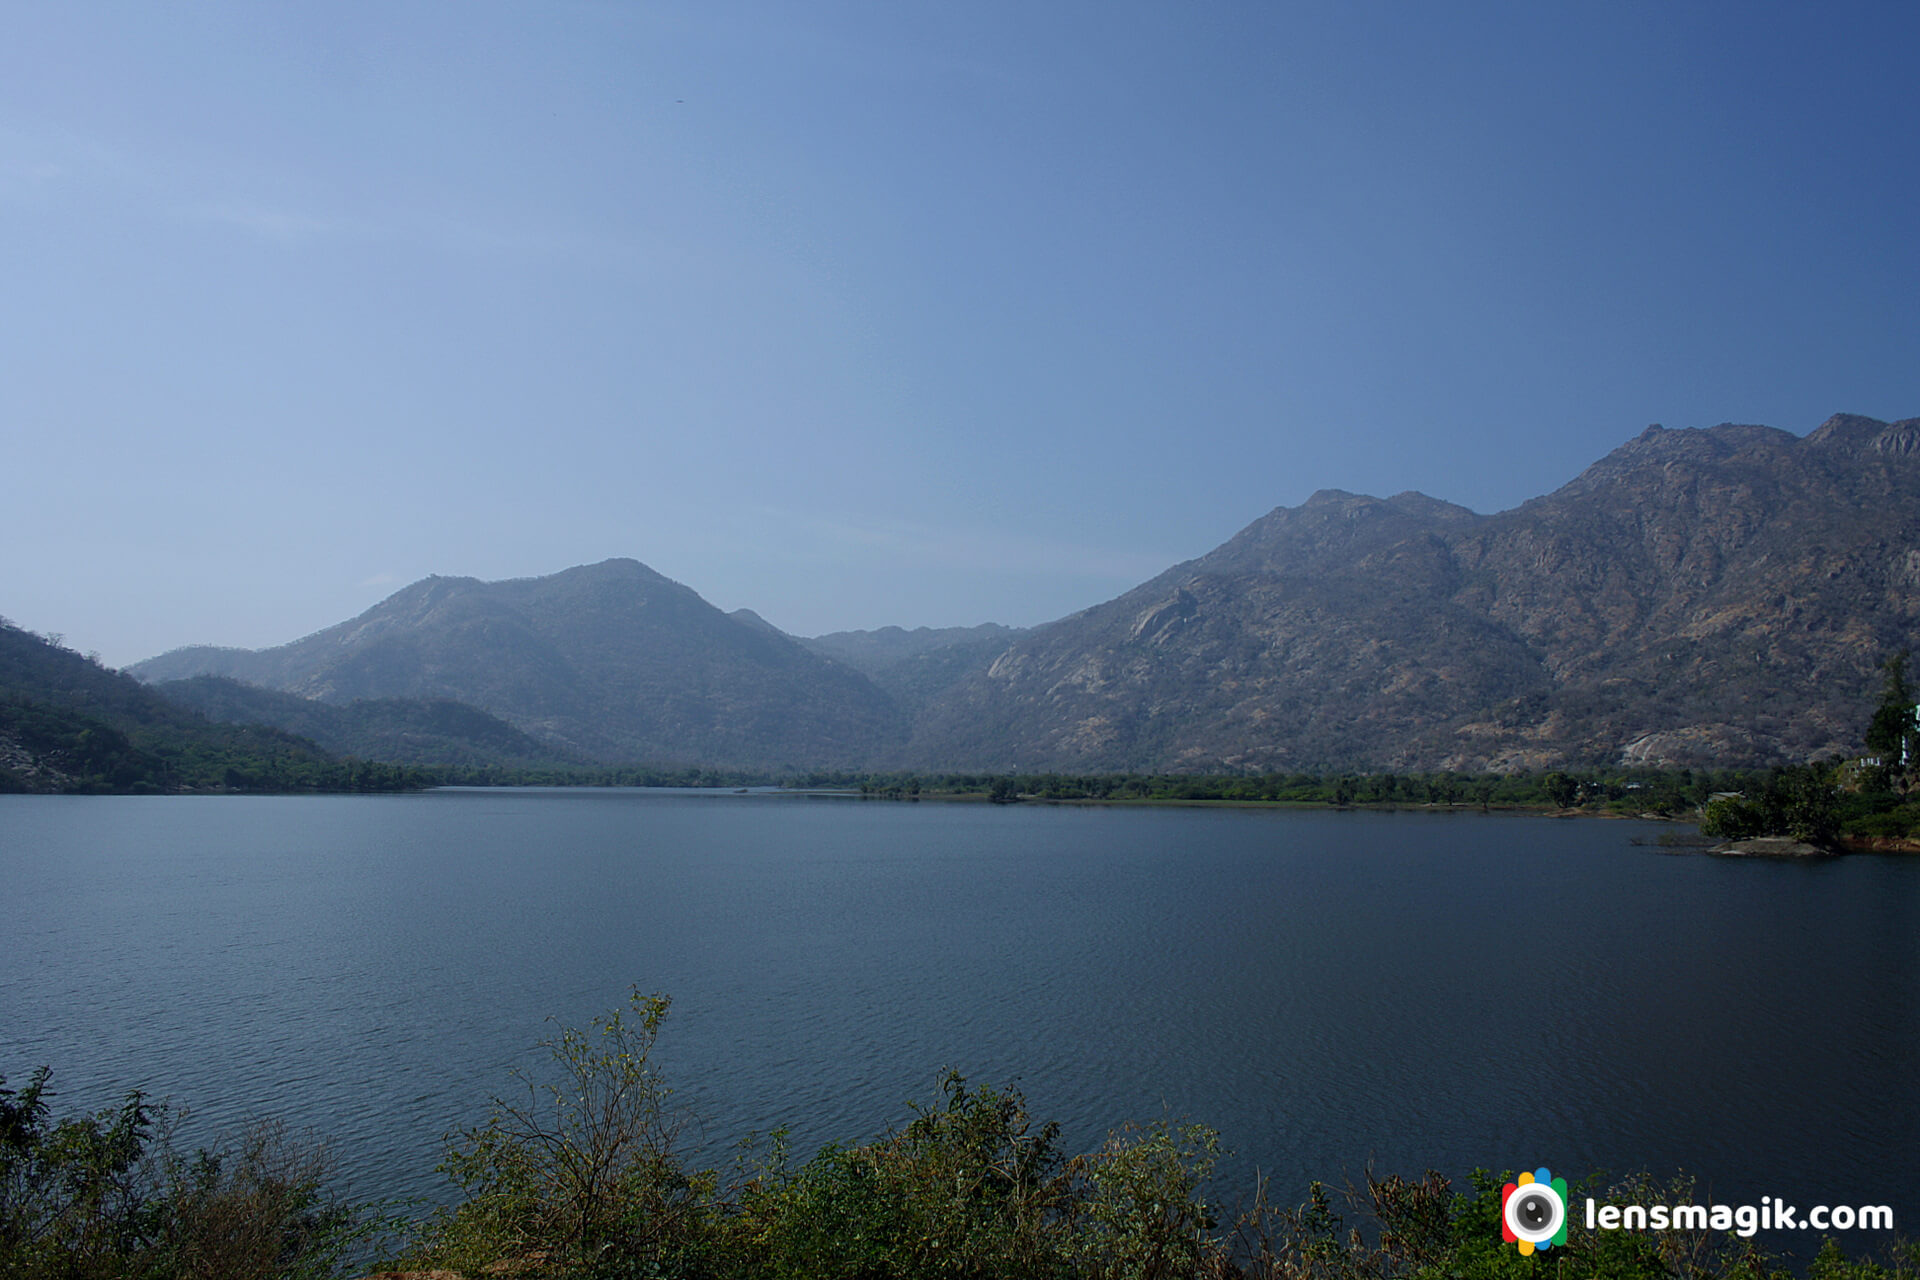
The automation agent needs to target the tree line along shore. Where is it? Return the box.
[6,613,1916,849]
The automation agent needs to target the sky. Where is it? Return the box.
[4,1,1917,667]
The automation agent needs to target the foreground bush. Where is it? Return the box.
[395,993,1916,1280]
[0,1067,370,1279]
[407,991,715,1277]
[734,1073,1073,1279]
[400,991,1234,1279]
[13,992,1918,1278]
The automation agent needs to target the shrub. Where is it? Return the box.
[152,1118,367,1280]
[0,1067,157,1277]
[1066,1119,1221,1280]
[740,1071,1075,1280]
[410,989,714,1277]
[0,1067,361,1280]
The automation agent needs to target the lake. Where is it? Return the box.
[2,790,1915,1252]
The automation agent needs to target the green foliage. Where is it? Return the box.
[741,1072,1074,1280]
[0,1067,156,1275]
[1701,794,1767,841]
[1846,803,1920,841]
[0,622,436,795]
[1702,766,1841,844]
[732,1077,1228,1280]
[407,992,1241,1280]
[431,763,778,789]
[17,1013,1920,1280]
[153,676,575,769]
[413,990,713,1277]
[1065,1119,1220,1280]
[1214,1168,1842,1280]
[1862,652,1918,795]
[1809,1235,1920,1280]
[795,766,1743,818]
[0,697,153,793]
[148,1119,373,1280]
[0,1067,366,1279]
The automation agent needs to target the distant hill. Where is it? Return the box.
[151,676,574,767]
[131,559,905,768]
[727,608,788,638]
[121,414,1920,775]
[0,622,412,793]
[902,414,1920,772]
[801,624,1026,715]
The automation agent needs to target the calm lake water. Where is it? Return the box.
[2,790,1915,1251]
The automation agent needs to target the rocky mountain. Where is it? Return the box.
[801,624,1028,716]
[152,676,574,768]
[124,414,1920,774]
[130,559,903,767]
[903,414,1920,772]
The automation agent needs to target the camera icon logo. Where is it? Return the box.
[1501,1167,1569,1254]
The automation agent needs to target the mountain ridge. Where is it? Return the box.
[132,558,904,767]
[899,413,1920,771]
[126,413,1920,773]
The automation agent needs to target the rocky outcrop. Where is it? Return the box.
[1710,837,1838,857]
[904,414,1920,772]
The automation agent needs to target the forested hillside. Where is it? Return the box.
[0,621,424,793]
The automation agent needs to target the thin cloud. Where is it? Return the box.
[769,509,1177,584]
[0,118,647,264]
[176,200,369,243]
[0,122,130,196]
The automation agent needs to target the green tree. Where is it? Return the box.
[1702,767,1839,845]
[1699,793,1766,841]
[420,989,711,1275]
[1865,652,1918,787]
[1764,765,1841,844]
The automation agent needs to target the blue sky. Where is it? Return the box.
[4,2,1916,666]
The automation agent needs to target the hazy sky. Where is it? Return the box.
[5,2,1916,666]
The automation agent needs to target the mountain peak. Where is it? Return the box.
[542,557,672,583]
[112,410,1919,775]
[1302,488,1369,507]
[728,608,787,637]
[1805,413,1891,450]
[1804,413,1920,459]
[127,556,901,766]
[905,410,1920,772]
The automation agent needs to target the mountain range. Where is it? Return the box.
[125,413,1920,773]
